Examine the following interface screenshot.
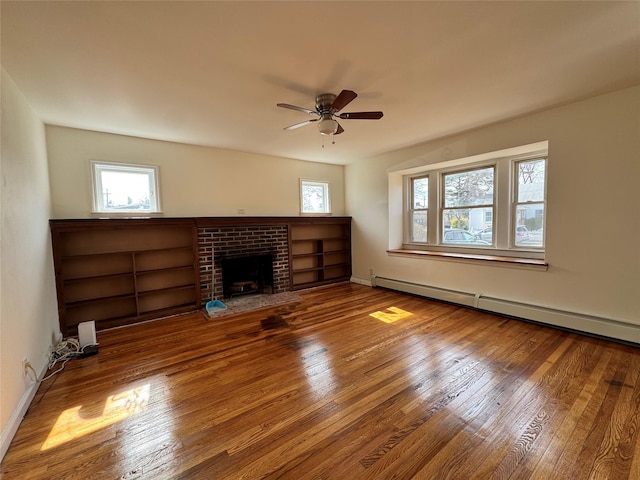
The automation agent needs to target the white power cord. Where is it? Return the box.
[40,338,98,382]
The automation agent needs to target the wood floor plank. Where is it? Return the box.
[1,282,639,479]
[365,329,567,479]
[406,332,571,478]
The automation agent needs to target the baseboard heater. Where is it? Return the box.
[371,276,639,345]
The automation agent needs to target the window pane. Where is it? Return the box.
[412,177,428,208]
[517,159,545,202]
[411,210,427,242]
[444,167,494,207]
[515,203,544,247]
[301,181,329,213]
[93,162,159,213]
[100,170,152,210]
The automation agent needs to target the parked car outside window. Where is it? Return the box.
[516,225,529,239]
[443,229,490,245]
[475,226,492,242]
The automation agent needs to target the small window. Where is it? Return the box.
[300,180,330,214]
[91,161,160,214]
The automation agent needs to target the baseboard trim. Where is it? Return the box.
[350,276,372,287]
[0,363,46,461]
[365,276,640,345]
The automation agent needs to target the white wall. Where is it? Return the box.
[0,68,60,459]
[346,86,640,330]
[45,126,345,218]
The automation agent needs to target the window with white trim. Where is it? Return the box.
[409,176,428,242]
[300,180,330,214]
[91,161,161,214]
[514,158,546,247]
[442,166,495,243]
[403,144,547,258]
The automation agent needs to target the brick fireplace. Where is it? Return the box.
[198,225,289,304]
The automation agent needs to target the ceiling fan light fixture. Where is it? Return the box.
[318,116,338,136]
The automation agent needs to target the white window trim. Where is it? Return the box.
[407,175,429,243]
[90,160,162,215]
[389,141,548,260]
[300,179,331,215]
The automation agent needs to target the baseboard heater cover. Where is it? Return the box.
[372,276,477,308]
[371,276,639,344]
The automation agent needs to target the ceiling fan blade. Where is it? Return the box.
[283,118,319,130]
[330,90,358,112]
[334,123,345,135]
[277,103,318,116]
[339,111,384,120]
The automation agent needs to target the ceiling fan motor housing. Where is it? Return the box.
[316,93,337,114]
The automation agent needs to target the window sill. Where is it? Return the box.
[91,211,164,217]
[387,249,548,270]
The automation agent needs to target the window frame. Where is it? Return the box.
[512,158,547,249]
[408,175,429,243]
[440,164,496,246]
[399,143,547,260]
[300,179,331,215]
[91,160,161,215]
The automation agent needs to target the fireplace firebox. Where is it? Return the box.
[221,254,274,299]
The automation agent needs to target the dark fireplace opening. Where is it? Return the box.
[221,253,274,299]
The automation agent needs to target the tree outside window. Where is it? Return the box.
[514,159,546,247]
[442,167,494,244]
[301,180,330,214]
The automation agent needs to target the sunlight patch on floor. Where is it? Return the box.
[370,306,413,324]
[41,384,150,451]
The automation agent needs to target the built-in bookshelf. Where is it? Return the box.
[50,219,200,336]
[289,218,351,290]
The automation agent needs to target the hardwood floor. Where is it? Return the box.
[2,283,639,479]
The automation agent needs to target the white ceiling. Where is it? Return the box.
[2,1,639,165]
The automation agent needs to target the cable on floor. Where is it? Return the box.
[40,338,98,382]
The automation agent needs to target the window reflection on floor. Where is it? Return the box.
[369,306,413,324]
[42,384,150,451]
[301,339,336,401]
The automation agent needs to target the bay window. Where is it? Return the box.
[400,142,547,259]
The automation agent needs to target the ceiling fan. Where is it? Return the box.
[277,89,383,136]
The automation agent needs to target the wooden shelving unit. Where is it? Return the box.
[50,219,200,336]
[51,216,350,335]
[289,218,351,290]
